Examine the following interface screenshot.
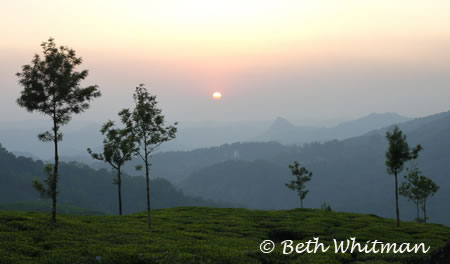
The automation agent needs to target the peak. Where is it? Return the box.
[268,117,296,131]
[273,117,290,124]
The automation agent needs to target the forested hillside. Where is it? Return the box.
[3,110,448,223]
[180,111,450,225]
[91,141,287,183]
[0,144,226,215]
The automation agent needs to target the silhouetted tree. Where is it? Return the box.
[321,202,332,212]
[385,126,422,227]
[0,142,223,214]
[88,120,136,216]
[16,38,101,224]
[119,84,177,228]
[417,175,439,223]
[399,166,424,221]
[286,161,312,208]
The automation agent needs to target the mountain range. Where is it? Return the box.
[253,112,410,144]
[0,112,409,160]
[1,110,448,225]
[178,110,450,225]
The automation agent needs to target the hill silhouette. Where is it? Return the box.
[254,112,410,144]
[0,144,228,214]
[180,111,450,225]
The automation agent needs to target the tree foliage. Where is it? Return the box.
[286,161,312,208]
[385,126,422,227]
[32,164,57,199]
[119,84,177,228]
[16,38,101,125]
[88,120,136,215]
[385,127,422,175]
[399,166,424,221]
[0,143,223,214]
[16,38,101,224]
[400,166,439,223]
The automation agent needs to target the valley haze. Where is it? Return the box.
[1,110,449,225]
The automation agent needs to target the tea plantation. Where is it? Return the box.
[1,207,449,264]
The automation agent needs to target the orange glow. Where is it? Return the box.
[1,0,450,91]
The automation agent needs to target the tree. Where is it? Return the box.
[399,166,425,221]
[87,120,136,216]
[385,126,422,227]
[285,161,313,209]
[399,166,440,224]
[417,175,439,223]
[119,84,177,228]
[320,202,332,212]
[16,38,101,224]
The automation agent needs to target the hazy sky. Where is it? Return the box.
[1,0,450,123]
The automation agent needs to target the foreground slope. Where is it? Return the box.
[1,207,449,264]
[0,201,105,215]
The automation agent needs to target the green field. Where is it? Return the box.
[0,207,449,264]
[0,201,106,216]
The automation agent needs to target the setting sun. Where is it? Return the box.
[212,92,222,100]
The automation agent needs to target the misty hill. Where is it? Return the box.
[180,160,290,209]
[89,113,409,183]
[180,111,450,225]
[0,120,104,161]
[254,112,410,144]
[161,120,272,151]
[2,110,448,223]
[0,113,407,161]
[91,141,287,184]
[0,144,227,215]
[0,119,273,160]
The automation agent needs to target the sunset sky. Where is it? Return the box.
[1,0,450,123]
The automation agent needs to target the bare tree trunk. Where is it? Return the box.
[416,201,419,220]
[145,155,151,229]
[423,199,427,224]
[300,198,303,209]
[52,118,58,225]
[118,167,122,216]
[394,170,400,227]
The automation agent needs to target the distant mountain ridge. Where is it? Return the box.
[1,110,449,224]
[179,110,450,225]
[0,113,409,160]
[254,112,410,144]
[366,110,450,137]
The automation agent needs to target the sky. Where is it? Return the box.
[1,0,450,124]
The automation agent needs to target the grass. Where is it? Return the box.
[0,207,449,264]
[0,201,105,215]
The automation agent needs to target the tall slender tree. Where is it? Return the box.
[16,38,101,224]
[399,166,424,221]
[119,84,177,228]
[417,175,439,223]
[87,120,136,216]
[286,161,313,209]
[385,126,422,227]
